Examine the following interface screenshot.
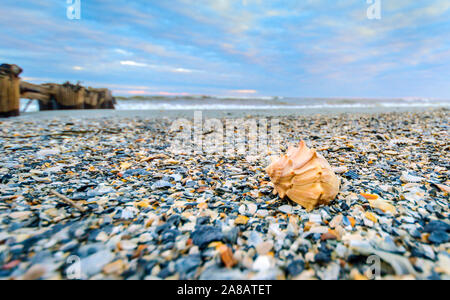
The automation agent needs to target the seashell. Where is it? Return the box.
[266,141,340,211]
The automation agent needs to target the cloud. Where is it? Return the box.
[120,60,202,73]
[114,49,133,56]
[1,0,450,97]
[230,90,258,94]
[120,60,147,67]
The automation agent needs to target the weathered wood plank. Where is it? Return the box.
[21,91,50,103]
[20,81,51,94]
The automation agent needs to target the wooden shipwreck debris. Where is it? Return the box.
[55,82,86,110]
[19,80,116,112]
[0,63,116,117]
[0,64,22,118]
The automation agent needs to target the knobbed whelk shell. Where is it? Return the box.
[266,141,340,211]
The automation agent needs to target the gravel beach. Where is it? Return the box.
[0,107,449,280]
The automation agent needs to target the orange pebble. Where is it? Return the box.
[197,202,208,209]
[348,217,356,227]
[361,193,379,200]
[304,221,314,232]
[218,245,237,268]
[365,212,378,223]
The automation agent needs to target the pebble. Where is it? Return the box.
[79,250,115,278]
[22,265,47,280]
[429,231,449,245]
[191,226,224,249]
[309,214,322,224]
[256,241,273,255]
[199,267,247,280]
[9,211,33,220]
[247,231,263,247]
[234,215,249,225]
[253,255,272,272]
[278,205,293,214]
[103,260,126,275]
[176,255,202,275]
[256,209,269,217]
[400,172,424,183]
[286,260,305,277]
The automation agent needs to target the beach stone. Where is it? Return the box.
[103,260,126,275]
[315,251,331,264]
[268,223,285,240]
[223,227,239,244]
[199,266,246,280]
[309,214,322,224]
[329,215,343,228]
[170,174,182,182]
[78,250,115,278]
[191,226,224,248]
[424,221,450,233]
[253,256,272,272]
[320,263,341,280]
[152,180,173,190]
[175,255,202,274]
[22,264,47,280]
[256,209,269,217]
[138,233,153,243]
[429,231,449,245]
[333,166,348,174]
[9,211,32,220]
[279,205,293,214]
[256,241,273,255]
[400,172,424,183]
[119,240,137,251]
[119,207,135,220]
[286,260,305,277]
[247,203,258,215]
[247,231,263,247]
[36,149,60,157]
[234,215,249,225]
[437,254,450,275]
[335,244,348,258]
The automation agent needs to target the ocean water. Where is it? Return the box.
[20,96,450,112]
[114,96,450,111]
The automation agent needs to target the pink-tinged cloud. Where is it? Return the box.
[230,89,257,94]
[125,90,148,95]
[157,91,190,96]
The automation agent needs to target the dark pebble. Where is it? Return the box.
[286,260,305,277]
[175,254,202,275]
[424,220,450,233]
[224,227,239,244]
[191,226,224,249]
[428,231,449,244]
[314,252,331,264]
[158,267,174,279]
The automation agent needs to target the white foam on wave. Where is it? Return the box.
[115,101,450,111]
[19,98,450,113]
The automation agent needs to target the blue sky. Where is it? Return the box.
[1,0,450,98]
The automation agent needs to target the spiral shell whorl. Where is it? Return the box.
[266,141,340,211]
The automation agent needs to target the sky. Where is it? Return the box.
[1,0,450,98]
